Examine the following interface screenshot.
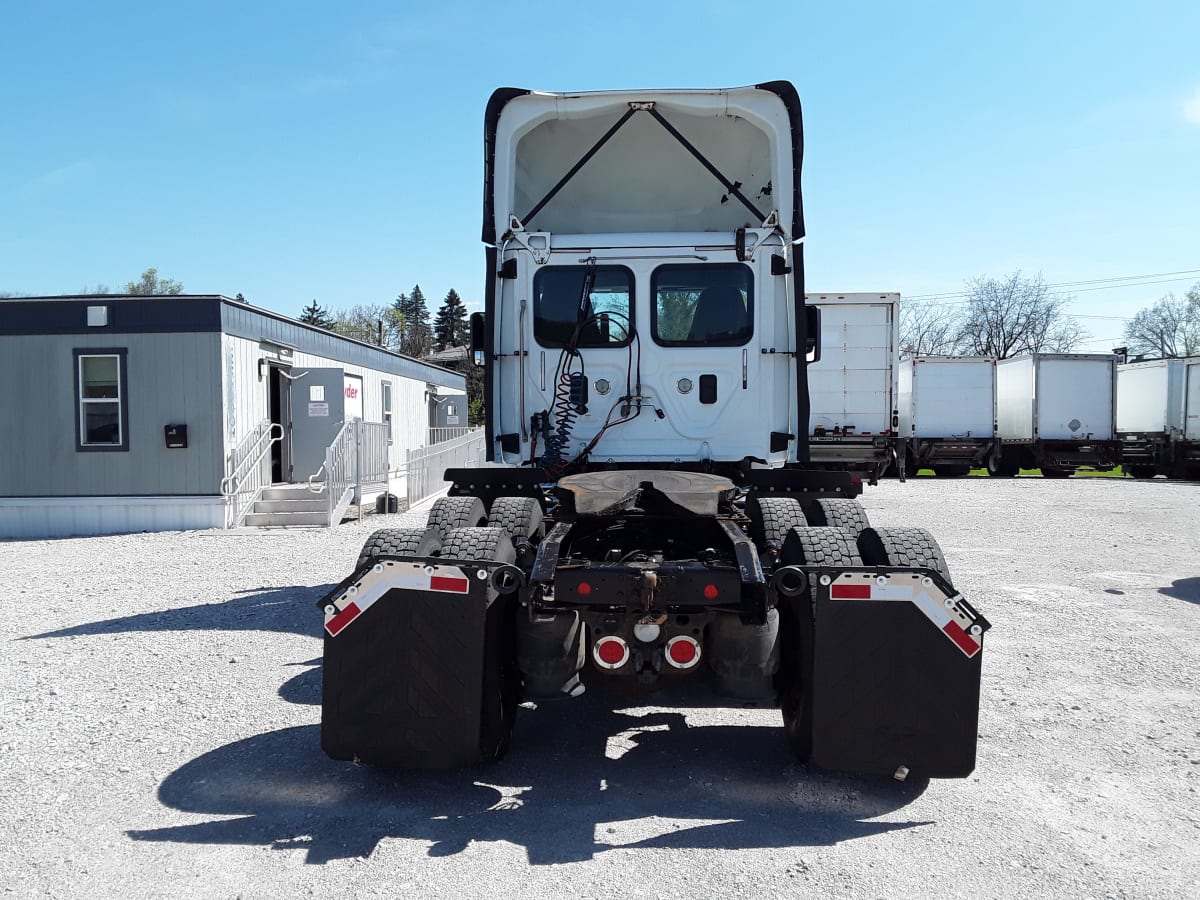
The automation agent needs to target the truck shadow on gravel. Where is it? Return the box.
[1160,577,1200,604]
[24,585,332,641]
[127,686,932,865]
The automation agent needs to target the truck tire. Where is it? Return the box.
[356,528,441,570]
[776,526,861,763]
[438,526,516,563]
[987,454,1019,477]
[781,525,863,571]
[802,498,869,535]
[1040,467,1073,478]
[857,526,953,586]
[427,495,487,538]
[746,496,807,551]
[1127,465,1157,479]
[487,496,545,542]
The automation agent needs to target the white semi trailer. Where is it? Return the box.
[805,293,899,483]
[1117,356,1200,478]
[993,353,1120,477]
[898,356,997,477]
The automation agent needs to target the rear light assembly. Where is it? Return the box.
[593,635,630,669]
[665,635,702,669]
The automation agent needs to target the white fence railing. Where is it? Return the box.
[404,429,486,508]
[221,419,283,528]
[308,419,392,526]
[428,426,472,444]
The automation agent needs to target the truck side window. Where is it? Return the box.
[533,266,634,348]
[651,263,753,346]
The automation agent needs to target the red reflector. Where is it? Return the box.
[326,601,362,637]
[831,583,872,599]
[430,576,470,593]
[596,637,626,665]
[577,582,592,596]
[703,584,719,600]
[668,638,697,665]
[943,619,981,656]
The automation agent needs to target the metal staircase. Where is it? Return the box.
[242,484,331,527]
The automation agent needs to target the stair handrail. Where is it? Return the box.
[221,420,284,527]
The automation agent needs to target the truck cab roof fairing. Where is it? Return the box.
[482,82,804,245]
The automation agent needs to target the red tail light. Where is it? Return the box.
[665,635,701,669]
[593,635,629,669]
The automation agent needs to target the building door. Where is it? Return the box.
[288,368,346,482]
[267,364,293,484]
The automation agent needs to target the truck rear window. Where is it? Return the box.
[533,265,633,348]
[651,264,753,346]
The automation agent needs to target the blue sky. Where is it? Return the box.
[3,1,1198,351]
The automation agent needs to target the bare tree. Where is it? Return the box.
[955,271,1087,358]
[1123,283,1200,358]
[124,267,183,295]
[329,303,393,346]
[899,300,963,357]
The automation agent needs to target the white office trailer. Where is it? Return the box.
[897,356,997,477]
[804,293,899,482]
[993,353,1120,477]
[0,295,469,539]
[1116,357,1200,478]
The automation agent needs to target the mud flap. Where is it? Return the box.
[319,558,519,769]
[805,569,989,778]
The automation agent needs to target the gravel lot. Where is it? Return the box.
[2,478,1199,899]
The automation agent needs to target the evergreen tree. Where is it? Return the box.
[433,288,469,349]
[391,284,432,357]
[299,299,334,328]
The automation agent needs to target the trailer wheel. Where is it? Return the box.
[746,496,807,551]
[802,498,869,535]
[487,496,546,542]
[933,465,971,478]
[776,526,862,763]
[857,526,953,586]
[356,528,441,570]
[435,527,521,763]
[987,454,1019,477]
[1127,466,1157,479]
[427,495,488,538]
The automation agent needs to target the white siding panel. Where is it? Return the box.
[0,497,224,540]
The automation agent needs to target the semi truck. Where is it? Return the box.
[318,83,989,780]
[1117,356,1200,479]
[806,293,899,483]
[898,356,997,477]
[992,353,1120,477]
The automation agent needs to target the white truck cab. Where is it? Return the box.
[478,84,812,473]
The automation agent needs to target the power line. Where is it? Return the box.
[903,268,1200,304]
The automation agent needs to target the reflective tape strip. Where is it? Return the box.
[326,601,362,637]
[831,583,871,599]
[911,590,952,629]
[829,582,914,601]
[324,563,472,637]
[944,619,981,657]
[829,573,982,659]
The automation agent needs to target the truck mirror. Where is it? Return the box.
[470,312,487,367]
[805,306,821,363]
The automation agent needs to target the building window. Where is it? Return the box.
[75,349,129,451]
[381,381,393,443]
